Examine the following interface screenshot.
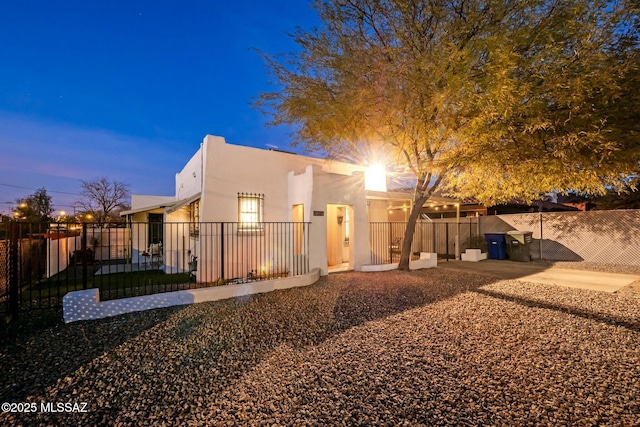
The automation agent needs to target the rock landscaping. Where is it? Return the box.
[1,268,639,426]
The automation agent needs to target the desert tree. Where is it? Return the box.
[14,187,53,222]
[258,0,640,269]
[77,177,130,226]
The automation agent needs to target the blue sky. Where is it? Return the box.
[0,1,318,215]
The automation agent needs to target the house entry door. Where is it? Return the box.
[326,204,352,268]
[148,213,163,245]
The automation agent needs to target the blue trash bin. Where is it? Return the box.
[484,233,507,260]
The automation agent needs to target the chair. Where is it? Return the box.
[188,255,198,282]
[142,242,163,268]
[389,237,402,260]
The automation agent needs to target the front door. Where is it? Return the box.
[148,213,163,246]
[326,204,351,268]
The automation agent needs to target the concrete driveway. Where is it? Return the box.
[436,259,640,293]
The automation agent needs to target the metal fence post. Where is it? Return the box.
[9,220,20,318]
[445,224,449,262]
[220,222,225,279]
[82,222,88,290]
[432,222,436,253]
[539,210,543,260]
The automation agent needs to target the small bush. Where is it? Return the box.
[465,236,488,251]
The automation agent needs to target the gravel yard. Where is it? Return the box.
[532,260,640,276]
[1,268,639,426]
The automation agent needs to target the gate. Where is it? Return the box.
[1,221,62,318]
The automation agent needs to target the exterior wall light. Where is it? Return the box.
[365,163,387,192]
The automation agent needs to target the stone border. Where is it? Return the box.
[63,269,321,323]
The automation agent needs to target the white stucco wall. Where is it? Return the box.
[176,144,204,201]
[164,207,195,274]
[288,165,316,222]
[46,235,82,278]
[368,199,390,222]
[126,135,395,279]
[192,136,376,276]
[198,135,371,223]
[309,170,369,275]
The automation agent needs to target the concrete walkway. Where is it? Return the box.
[437,259,640,293]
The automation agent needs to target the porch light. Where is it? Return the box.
[365,163,387,192]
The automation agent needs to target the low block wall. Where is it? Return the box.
[63,269,321,323]
[360,253,438,272]
[461,249,488,262]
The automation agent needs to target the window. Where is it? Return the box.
[238,193,264,231]
[190,199,200,236]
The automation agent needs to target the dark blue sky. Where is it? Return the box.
[0,0,318,215]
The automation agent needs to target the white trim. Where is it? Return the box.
[120,203,171,216]
[165,193,202,215]
[120,193,202,217]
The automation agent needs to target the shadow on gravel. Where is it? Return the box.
[329,270,492,331]
[222,269,497,354]
[1,270,496,409]
[0,305,187,403]
[5,265,640,426]
[0,268,542,425]
[475,288,640,332]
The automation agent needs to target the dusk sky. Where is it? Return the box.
[0,1,319,215]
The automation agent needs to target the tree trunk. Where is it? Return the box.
[398,194,430,270]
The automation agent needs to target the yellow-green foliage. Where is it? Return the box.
[257,0,639,267]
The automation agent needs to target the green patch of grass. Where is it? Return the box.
[20,266,193,300]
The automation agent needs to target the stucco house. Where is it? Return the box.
[121,135,456,281]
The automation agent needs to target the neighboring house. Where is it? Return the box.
[555,194,596,212]
[121,135,456,280]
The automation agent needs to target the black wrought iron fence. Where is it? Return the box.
[369,220,481,265]
[183,222,310,284]
[1,220,310,317]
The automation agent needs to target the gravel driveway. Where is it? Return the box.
[1,268,639,426]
